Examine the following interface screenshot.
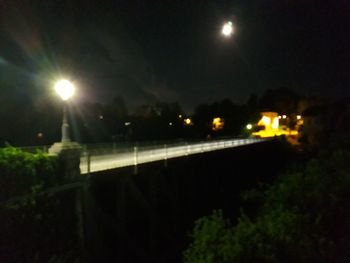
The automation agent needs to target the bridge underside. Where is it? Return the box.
[83,139,286,262]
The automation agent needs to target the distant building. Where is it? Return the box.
[251,111,298,140]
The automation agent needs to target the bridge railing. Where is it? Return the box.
[6,137,266,174]
[80,137,265,174]
[81,139,187,157]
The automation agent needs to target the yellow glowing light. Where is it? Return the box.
[212,117,224,131]
[252,111,299,140]
[261,116,271,126]
[222,21,234,36]
[297,115,301,120]
[246,124,252,130]
[252,129,298,138]
[178,114,183,119]
[184,118,192,125]
[54,79,75,101]
[272,117,279,129]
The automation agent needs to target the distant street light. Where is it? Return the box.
[184,118,193,126]
[54,79,75,142]
[222,21,234,37]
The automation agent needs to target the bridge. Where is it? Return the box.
[79,138,264,174]
[19,137,265,175]
[13,137,274,262]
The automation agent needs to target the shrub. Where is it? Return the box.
[183,149,350,263]
[0,147,58,202]
[0,148,80,263]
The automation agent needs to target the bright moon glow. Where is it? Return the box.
[54,79,75,101]
[222,21,234,36]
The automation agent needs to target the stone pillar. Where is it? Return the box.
[49,141,82,179]
[49,141,85,257]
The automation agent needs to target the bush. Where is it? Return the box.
[0,147,58,202]
[183,149,350,263]
[0,148,80,263]
[183,210,235,263]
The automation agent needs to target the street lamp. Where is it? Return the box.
[222,21,234,37]
[49,79,81,178]
[54,79,75,143]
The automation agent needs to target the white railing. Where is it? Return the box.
[80,138,265,174]
[11,138,266,174]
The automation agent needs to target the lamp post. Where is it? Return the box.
[54,79,75,143]
[51,79,84,251]
[49,78,81,179]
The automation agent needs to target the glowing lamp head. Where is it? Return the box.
[54,79,75,101]
[246,124,252,130]
[222,21,234,37]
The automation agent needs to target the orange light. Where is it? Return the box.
[212,117,224,131]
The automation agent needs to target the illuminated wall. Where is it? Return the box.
[252,112,299,138]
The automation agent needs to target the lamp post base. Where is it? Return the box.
[49,141,82,179]
[49,141,81,154]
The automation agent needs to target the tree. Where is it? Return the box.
[183,145,350,263]
[193,99,249,138]
[259,88,300,114]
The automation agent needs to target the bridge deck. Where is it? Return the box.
[80,138,264,174]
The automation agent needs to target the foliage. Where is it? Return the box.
[183,210,235,263]
[258,88,300,115]
[0,147,58,203]
[0,148,80,263]
[193,99,249,138]
[183,149,350,263]
[0,186,81,263]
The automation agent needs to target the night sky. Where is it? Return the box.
[0,0,349,112]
